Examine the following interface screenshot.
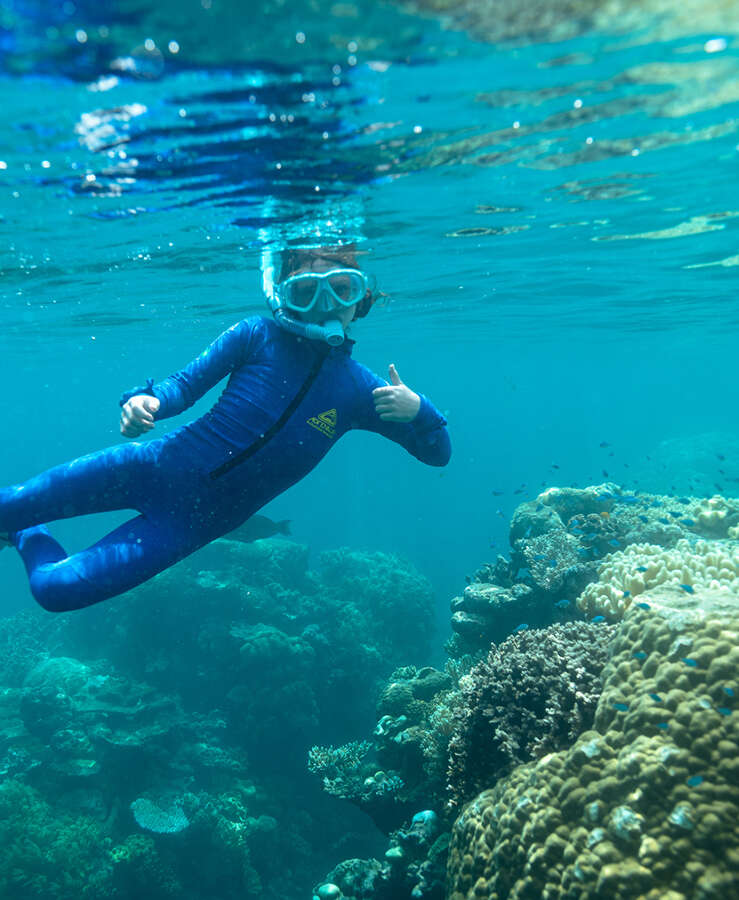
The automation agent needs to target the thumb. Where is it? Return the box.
[144,396,160,413]
[388,363,403,386]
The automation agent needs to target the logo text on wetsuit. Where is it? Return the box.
[307,408,337,439]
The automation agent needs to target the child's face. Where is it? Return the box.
[288,253,361,329]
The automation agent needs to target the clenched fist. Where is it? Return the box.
[120,394,160,437]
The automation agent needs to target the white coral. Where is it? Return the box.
[576,539,739,619]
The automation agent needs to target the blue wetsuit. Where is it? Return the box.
[1,316,450,612]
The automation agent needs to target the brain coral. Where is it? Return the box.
[447,586,739,900]
[577,538,739,620]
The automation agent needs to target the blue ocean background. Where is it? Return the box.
[1,1,738,896]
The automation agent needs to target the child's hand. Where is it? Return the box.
[120,395,160,437]
[372,364,421,423]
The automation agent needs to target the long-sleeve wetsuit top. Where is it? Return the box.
[3,315,449,613]
[119,315,451,538]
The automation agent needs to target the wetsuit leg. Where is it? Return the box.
[15,515,192,612]
[0,442,153,534]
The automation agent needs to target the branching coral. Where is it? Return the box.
[447,622,615,809]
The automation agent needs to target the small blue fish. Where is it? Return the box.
[599,441,610,447]
[586,532,598,540]
[649,693,662,702]
[638,515,649,523]
[656,722,669,730]
[679,584,695,594]
[681,657,698,667]
[668,511,682,518]
[636,566,648,572]
[555,599,570,609]
[514,623,529,633]
[686,775,704,787]
[717,707,732,717]
[536,504,544,511]
[578,547,591,555]
[597,492,613,501]
[651,500,663,507]
[635,602,651,610]
[548,558,557,568]
[618,495,639,504]
[622,590,631,598]
[632,651,647,660]
[723,687,735,698]
[592,615,606,623]
[659,517,670,524]
[609,539,621,547]
[534,553,546,560]
[571,527,583,535]
[516,567,531,579]
[612,702,628,711]
[680,519,696,526]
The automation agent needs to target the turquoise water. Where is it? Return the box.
[1,2,739,897]
[3,5,738,613]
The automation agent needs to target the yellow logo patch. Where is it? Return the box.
[307,408,337,439]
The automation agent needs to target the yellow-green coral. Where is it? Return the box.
[577,539,739,619]
[447,587,739,900]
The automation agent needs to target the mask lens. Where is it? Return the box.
[327,270,365,305]
[282,275,319,310]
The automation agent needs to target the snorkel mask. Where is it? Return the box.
[263,250,369,346]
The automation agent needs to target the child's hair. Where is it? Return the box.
[277,243,382,320]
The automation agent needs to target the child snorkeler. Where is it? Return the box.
[0,244,451,612]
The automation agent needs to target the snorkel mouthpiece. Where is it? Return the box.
[272,308,345,345]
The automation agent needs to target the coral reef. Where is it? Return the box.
[447,586,739,899]
[450,484,739,651]
[446,622,615,809]
[577,537,739,620]
[0,779,110,900]
[0,537,433,899]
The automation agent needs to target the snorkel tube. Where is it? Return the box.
[262,249,345,346]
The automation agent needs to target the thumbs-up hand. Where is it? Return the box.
[372,364,421,423]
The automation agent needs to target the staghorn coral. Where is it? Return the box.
[447,586,739,900]
[447,622,615,809]
[577,538,739,620]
